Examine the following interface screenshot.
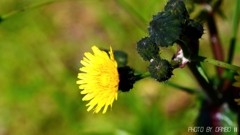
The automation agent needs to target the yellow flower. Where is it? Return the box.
[76,46,119,114]
[233,70,240,87]
[233,71,240,105]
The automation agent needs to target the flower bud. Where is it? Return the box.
[118,66,141,92]
[148,58,173,82]
[164,0,189,24]
[137,37,160,61]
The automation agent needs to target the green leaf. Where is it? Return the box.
[184,20,204,39]
[164,0,189,24]
[220,105,237,135]
[137,37,159,61]
[216,9,227,20]
[114,50,128,67]
[149,11,182,47]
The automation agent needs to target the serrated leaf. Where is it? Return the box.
[164,0,189,24]
[185,20,204,39]
[137,37,159,61]
[149,11,182,47]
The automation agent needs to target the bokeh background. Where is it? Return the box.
[0,0,238,135]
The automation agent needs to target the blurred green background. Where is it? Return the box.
[0,0,238,135]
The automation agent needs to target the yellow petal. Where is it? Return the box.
[82,94,94,101]
[235,99,240,105]
[87,104,95,112]
[109,46,114,60]
[102,104,109,114]
[80,60,90,67]
[84,52,95,61]
[92,46,109,59]
[233,82,240,87]
[234,76,240,81]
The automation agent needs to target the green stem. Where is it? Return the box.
[138,71,204,97]
[232,0,240,41]
[227,0,240,64]
[0,0,63,22]
[206,11,224,77]
[140,72,150,78]
[196,62,210,83]
[191,55,240,71]
[188,62,217,103]
[165,82,202,95]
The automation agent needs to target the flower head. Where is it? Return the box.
[77,46,119,114]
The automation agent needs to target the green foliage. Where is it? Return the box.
[0,0,196,134]
[149,11,182,47]
[114,50,128,67]
[164,0,189,24]
[184,20,204,40]
[137,0,204,82]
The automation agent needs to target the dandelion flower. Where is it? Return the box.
[77,46,119,114]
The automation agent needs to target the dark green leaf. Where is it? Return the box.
[149,11,182,47]
[164,0,189,24]
[137,37,160,61]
